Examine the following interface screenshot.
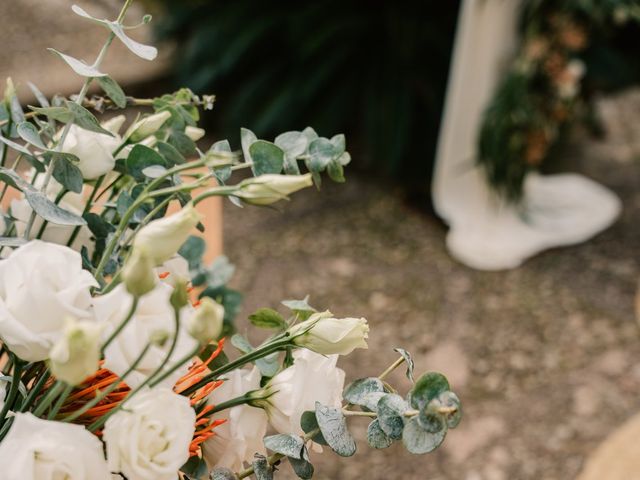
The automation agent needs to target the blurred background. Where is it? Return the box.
[1,0,640,479]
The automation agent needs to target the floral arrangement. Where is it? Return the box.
[478,0,640,201]
[0,2,461,479]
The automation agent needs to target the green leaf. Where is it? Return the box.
[180,455,209,480]
[229,334,279,377]
[393,348,415,383]
[168,130,197,157]
[0,133,32,156]
[314,402,356,457]
[308,138,337,172]
[126,144,167,181]
[142,165,167,178]
[108,23,158,61]
[417,410,445,434]
[252,454,273,480]
[178,235,206,270]
[29,106,73,123]
[300,410,328,445]
[327,160,345,183]
[48,48,106,77]
[275,131,307,175]
[428,391,462,429]
[343,377,384,406]
[52,154,83,193]
[157,141,185,166]
[302,127,318,144]
[65,101,113,136]
[402,416,446,454]
[281,296,316,320]
[248,308,286,329]
[240,127,258,162]
[17,122,46,149]
[410,372,450,410]
[377,394,409,440]
[289,455,314,479]
[330,133,346,154]
[264,433,304,459]
[0,166,32,191]
[249,140,284,176]
[24,190,86,226]
[83,212,115,239]
[367,419,393,449]
[97,76,127,108]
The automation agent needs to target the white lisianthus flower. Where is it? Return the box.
[104,388,195,480]
[49,317,104,385]
[185,126,205,141]
[60,124,121,179]
[187,297,224,344]
[235,173,313,206]
[124,110,171,143]
[203,367,268,472]
[93,283,199,389]
[132,203,202,266]
[266,349,345,436]
[0,240,97,361]
[288,311,369,355]
[0,412,111,480]
[156,255,190,286]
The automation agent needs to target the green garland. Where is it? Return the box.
[478,0,640,202]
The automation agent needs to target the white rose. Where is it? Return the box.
[49,317,104,385]
[203,367,268,472]
[288,311,369,355]
[104,388,195,480]
[266,349,345,436]
[0,240,97,361]
[93,283,199,389]
[236,173,313,206]
[132,203,202,266]
[60,124,121,179]
[0,412,110,480]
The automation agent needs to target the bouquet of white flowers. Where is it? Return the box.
[0,2,461,479]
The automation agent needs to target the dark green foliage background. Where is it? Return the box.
[151,0,460,193]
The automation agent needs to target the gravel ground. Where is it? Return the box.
[222,91,640,480]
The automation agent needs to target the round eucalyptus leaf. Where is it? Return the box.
[402,416,447,454]
[210,467,238,480]
[367,419,393,449]
[417,411,445,434]
[428,391,463,429]
[263,433,304,459]
[377,393,408,440]
[314,402,356,457]
[343,377,384,406]
[409,372,450,409]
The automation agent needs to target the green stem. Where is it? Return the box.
[67,175,105,247]
[32,380,64,417]
[101,296,139,355]
[19,369,51,413]
[47,383,73,420]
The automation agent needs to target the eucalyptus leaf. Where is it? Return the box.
[248,308,286,329]
[330,133,346,154]
[52,154,84,193]
[0,166,32,191]
[168,130,197,156]
[281,296,316,320]
[157,141,185,166]
[142,164,168,179]
[263,433,304,459]
[252,454,273,480]
[393,347,415,383]
[126,144,167,180]
[25,190,86,226]
[249,140,284,176]
[300,410,328,446]
[240,127,257,163]
[97,76,127,108]
[314,402,356,457]
[210,468,237,480]
[377,393,409,440]
[343,377,384,406]
[367,419,393,449]
[108,23,158,61]
[178,235,206,270]
[308,138,337,172]
[65,101,113,136]
[0,133,32,156]
[327,160,345,183]
[289,455,314,480]
[402,416,446,454]
[70,5,109,26]
[428,391,462,429]
[418,411,445,434]
[17,122,47,149]
[410,372,450,410]
[29,106,74,123]
[48,48,106,77]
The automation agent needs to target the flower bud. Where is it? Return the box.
[288,311,369,355]
[169,278,190,310]
[102,114,126,136]
[150,329,170,347]
[49,318,104,385]
[124,110,171,143]
[185,126,205,141]
[122,248,156,297]
[236,174,313,206]
[132,202,203,265]
[187,297,224,344]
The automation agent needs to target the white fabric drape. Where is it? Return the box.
[432,0,621,270]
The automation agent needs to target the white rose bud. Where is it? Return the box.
[132,203,203,266]
[187,297,224,344]
[236,173,313,206]
[124,110,171,143]
[122,248,156,297]
[0,413,111,480]
[104,388,195,480]
[185,126,205,141]
[59,124,120,179]
[49,317,103,386]
[288,311,369,355]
